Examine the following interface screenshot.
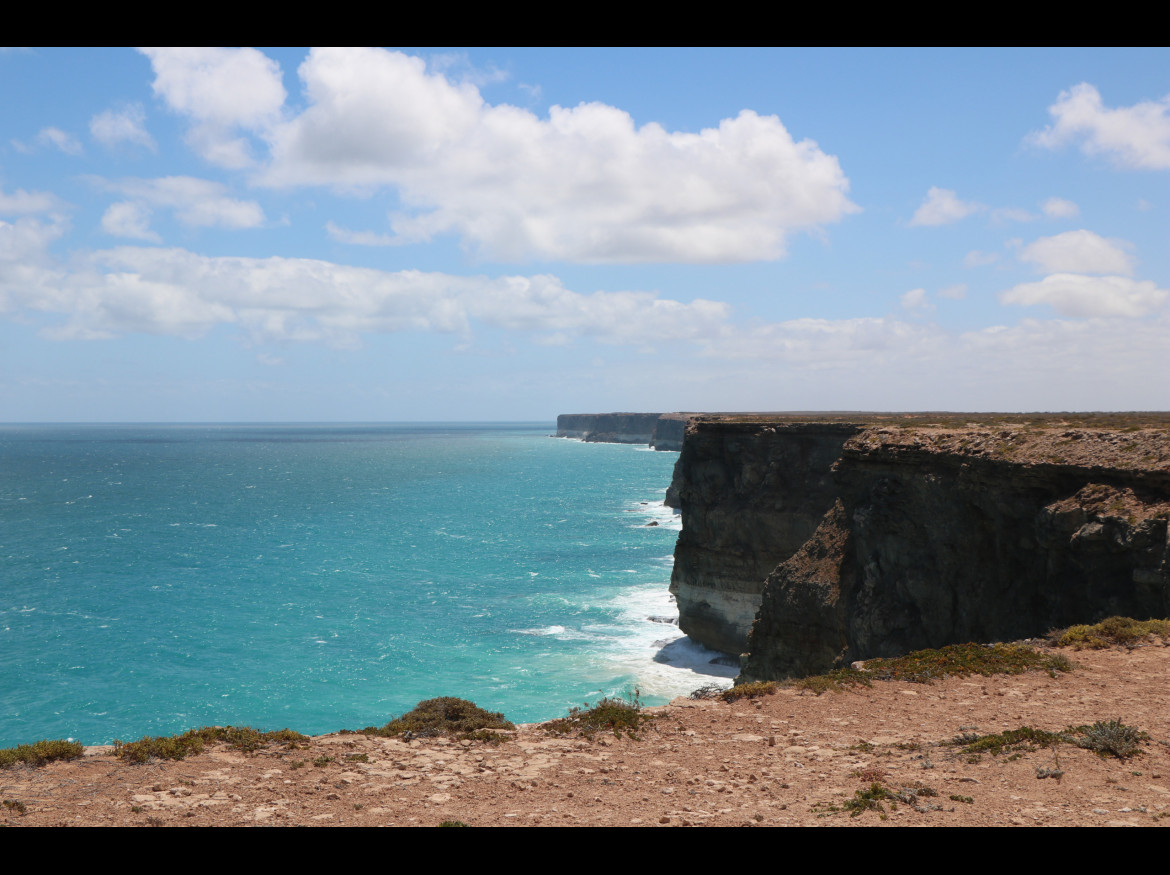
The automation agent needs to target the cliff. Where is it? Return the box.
[664,414,1170,679]
[556,412,695,451]
[556,413,663,446]
[667,419,865,654]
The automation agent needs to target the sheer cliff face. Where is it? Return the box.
[556,413,663,445]
[667,421,864,655]
[556,412,692,451]
[736,428,1170,682]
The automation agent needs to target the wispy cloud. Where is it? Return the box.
[93,176,266,239]
[90,103,156,151]
[909,187,982,226]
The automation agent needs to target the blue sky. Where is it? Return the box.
[1,47,1166,421]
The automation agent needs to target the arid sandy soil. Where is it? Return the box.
[3,642,1168,827]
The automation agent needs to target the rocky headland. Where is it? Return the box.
[561,410,1170,679]
[658,413,1170,681]
[4,412,1169,827]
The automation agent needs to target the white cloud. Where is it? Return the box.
[139,46,286,168]
[938,283,967,300]
[991,207,1036,224]
[3,223,1166,411]
[0,217,68,314]
[0,186,63,215]
[1,242,729,345]
[900,288,932,311]
[37,126,83,155]
[1041,196,1079,218]
[255,47,856,263]
[90,103,156,150]
[1000,273,1167,318]
[1017,229,1135,275]
[1029,83,1170,170]
[95,176,265,236]
[963,250,999,268]
[325,221,395,247]
[101,202,159,242]
[909,187,982,226]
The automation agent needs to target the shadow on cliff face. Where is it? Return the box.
[737,429,1170,684]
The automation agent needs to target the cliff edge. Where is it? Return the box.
[663,414,1170,680]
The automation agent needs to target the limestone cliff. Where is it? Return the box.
[737,425,1170,681]
[650,414,691,452]
[667,419,865,655]
[662,414,1169,673]
[556,412,695,451]
[556,413,663,446]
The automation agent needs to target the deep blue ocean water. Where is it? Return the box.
[0,423,733,747]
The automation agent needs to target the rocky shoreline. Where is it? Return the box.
[561,411,1169,682]
[4,411,1167,827]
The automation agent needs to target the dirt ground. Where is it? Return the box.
[3,642,1168,827]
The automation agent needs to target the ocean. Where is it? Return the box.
[0,423,734,748]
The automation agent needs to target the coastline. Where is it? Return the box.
[4,641,1167,826]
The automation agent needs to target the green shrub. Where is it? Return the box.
[1073,720,1147,758]
[0,739,85,769]
[114,726,309,763]
[1053,617,1170,650]
[544,693,654,739]
[790,642,1070,694]
[719,681,777,702]
[949,726,1069,757]
[864,643,1072,683]
[371,697,514,740]
[949,720,1147,760]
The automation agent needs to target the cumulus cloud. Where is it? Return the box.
[101,202,159,241]
[1041,196,1079,218]
[1000,273,1167,318]
[3,220,1166,411]
[0,239,729,345]
[90,103,156,150]
[248,47,856,263]
[909,187,982,226]
[36,126,83,155]
[938,284,967,300]
[139,46,286,168]
[1029,83,1170,170]
[1017,230,1135,275]
[0,186,63,215]
[900,288,933,311]
[94,176,265,238]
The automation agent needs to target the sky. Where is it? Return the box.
[1,47,1167,422]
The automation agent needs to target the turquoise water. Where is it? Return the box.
[0,423,732,747]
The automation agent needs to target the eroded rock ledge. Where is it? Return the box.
[662,414,1170,680]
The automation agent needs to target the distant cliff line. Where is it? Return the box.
[560,411,1170,683]
[555,412,693,451]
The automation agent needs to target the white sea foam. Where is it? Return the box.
[588,582,736,702]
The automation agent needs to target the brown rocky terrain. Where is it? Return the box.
[3,639,1168,827]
